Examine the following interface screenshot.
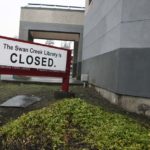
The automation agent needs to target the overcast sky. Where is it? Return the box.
[0,0,85,38]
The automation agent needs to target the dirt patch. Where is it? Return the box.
[0,82,149,128]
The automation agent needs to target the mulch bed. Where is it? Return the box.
[0,81,149,128]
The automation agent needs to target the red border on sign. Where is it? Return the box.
[0,35,72,92]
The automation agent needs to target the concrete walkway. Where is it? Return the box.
[0,75,82,85]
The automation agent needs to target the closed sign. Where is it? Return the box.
[0,38,67,72]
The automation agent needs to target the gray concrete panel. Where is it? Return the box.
[122,0,150,22]
[19,21,83,38]
[19,21,83,53]
[120,20,150,48]
[82,50,119,92]
[118,48,150,98]
[21,7,84,25]
[82,48,150,98]
[83,24,121,60]
[83,0,122,60]
[84,0,122,34]
[19,28,29,41]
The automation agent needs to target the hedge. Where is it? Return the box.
[0,99,150,149]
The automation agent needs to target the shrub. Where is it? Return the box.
[0,98,150,149]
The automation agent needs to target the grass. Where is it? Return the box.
[0,82,59,103]
[0,82,60,124]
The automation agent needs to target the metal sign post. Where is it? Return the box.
[62,50,71,92]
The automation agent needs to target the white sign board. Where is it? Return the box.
[0,38,67,72]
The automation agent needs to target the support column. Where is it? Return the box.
[72,41,78,78]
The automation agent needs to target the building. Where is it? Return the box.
[19,3,85,79]
[19,1,150,116]
[82,0,150,116]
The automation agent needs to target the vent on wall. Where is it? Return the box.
[81,74,88,82]
[81,74,88,87]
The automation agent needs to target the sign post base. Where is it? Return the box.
[54,91,75,99]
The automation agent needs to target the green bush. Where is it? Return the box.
[0,98,150,150]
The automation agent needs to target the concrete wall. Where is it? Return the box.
[119,0,150,97]
[82,0,150,98]
[121,0,150,48]
[82,0,122,93]
[19,7,84,40]
[20,7,84,25]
